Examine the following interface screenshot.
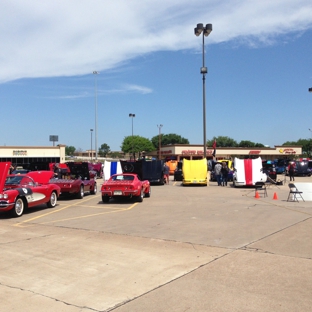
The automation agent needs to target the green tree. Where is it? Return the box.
[151,133,189,149]
[207,136,238,147]
[65,146,76,156]
[283,138,311,157]
[238,140,255,147]
[99,143,110,157]
[122,135,155,159]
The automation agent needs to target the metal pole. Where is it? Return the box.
[129,114,135,160]
[157,124,163,160]
[202,33,207,159]
[93,71,98,160]
[90,129,93,162]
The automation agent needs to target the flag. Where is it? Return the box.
[212,140,216,157]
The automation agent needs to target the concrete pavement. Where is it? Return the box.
[0,175,311,311]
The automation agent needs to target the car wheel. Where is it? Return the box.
[90,183,97,195]
[102,196,109,203]
[47,191,57,208]
[11,197,25,217]
[145,187,151,198]
[137,189,144,202]
[77,185,84,199]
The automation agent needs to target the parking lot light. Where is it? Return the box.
[194,23,212,159]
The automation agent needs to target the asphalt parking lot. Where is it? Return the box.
[1,174,312,312]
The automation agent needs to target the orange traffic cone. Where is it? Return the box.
[273,192,278,200]
[255,191,260,199]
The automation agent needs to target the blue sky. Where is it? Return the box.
[1,0,312,152]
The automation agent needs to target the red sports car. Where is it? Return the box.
[0,162,61,217]
[101,173,151,203]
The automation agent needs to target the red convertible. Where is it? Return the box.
[49,162,97,198]
[0,162,61,217]
[101,173,151,203]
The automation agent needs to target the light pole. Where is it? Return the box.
[194,23,212,159]
[157,124,163,160]
[93,71,99,160]
[90,129,93,162]
[129,113,135,160]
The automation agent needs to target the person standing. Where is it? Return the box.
[288,161,295,181]
[54,163,62,179]
[163,162,170,184]
[221,162,229,186]
[214,162,222,186]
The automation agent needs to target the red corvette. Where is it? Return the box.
[101,173,151,203]
[0,162,61,217]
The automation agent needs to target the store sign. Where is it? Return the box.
[161,150,172,154]
[279,148,296,154]
[182,150,213,155]
[13,150,27,156]
[249,150,261,154]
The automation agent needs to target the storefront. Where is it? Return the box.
[0,145,66,169]
[153,145,302,161]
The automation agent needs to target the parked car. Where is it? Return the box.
[0,162,61,217]
[182,158,207,186]
[173,161,183,181]
[233,157,267,187]
[11,169,31,174]
[166,160,178,175]
[290,160,312,176]
[262,161,277,181]
[49,162,97,198]
[101,173,151,203]
[121,159,165,185]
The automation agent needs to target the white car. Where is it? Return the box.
[233,157,267,187]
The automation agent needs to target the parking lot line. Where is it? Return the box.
[14,200,139,227]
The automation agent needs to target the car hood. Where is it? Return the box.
[27,171,55,184]
[0,162,11,192]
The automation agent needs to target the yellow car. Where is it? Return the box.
[182,158,207,186]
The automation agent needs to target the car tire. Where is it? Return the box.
[90,183,97,195]
[102,196,109,203]
[145,187,151,198]
[137,189,144,202]
[11,197,25,217]
[47,191,57,208]
[77,185,84,199]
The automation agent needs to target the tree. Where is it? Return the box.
[121,135,155,159]
[238,140,255,147]
[238,140,265,147]
[99,143,110,157]
[65,146,76,156]
[283,138,311,158]
[151,133,189,149]
[207,136,238,147]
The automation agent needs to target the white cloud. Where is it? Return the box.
[1,0,311,83]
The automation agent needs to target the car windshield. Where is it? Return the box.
[6,176,24,185]
[5,175,36,186]
[112,175,134,181]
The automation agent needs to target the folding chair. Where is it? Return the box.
[287,183,305,202]
[255,181,267,197]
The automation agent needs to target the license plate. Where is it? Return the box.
[193,180,197,183]
[113,191,122,195]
